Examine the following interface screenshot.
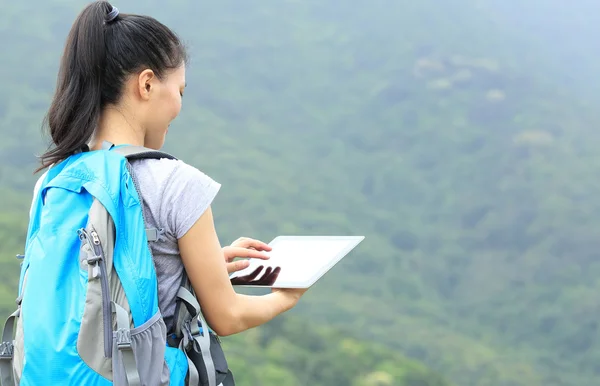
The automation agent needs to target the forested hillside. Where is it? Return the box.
[1,1,600,385]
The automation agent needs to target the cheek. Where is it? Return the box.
[147,89,181,130]
[151,98,180,128]
[171,98,182,119]
[166,94,182,121]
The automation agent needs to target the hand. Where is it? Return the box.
[223,237,271,274]
[271,287,309,308]
[224,237,282,286]
[231,265,282,286]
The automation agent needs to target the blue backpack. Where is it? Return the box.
[0,144,234,386]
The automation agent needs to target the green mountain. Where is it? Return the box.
[223,315,450,386]
[2,1,600,385]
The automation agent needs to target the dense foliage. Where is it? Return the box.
[1,1,600,385]
[223,315,450,386]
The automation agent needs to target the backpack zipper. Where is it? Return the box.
[78,227,112,358]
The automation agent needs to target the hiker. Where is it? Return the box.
[1,1,308,385]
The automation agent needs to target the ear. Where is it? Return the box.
[137,69,157,101]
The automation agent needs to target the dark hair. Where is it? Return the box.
[37,1,187,171]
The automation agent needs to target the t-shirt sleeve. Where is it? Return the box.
[161,160,221,239]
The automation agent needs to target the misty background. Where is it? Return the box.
[1,1,600,385]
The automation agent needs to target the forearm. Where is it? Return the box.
[219,291,296,336]
[178,208,299,336]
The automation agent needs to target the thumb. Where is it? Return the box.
[227,259,250,274]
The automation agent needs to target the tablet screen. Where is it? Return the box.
[229,236,364,288]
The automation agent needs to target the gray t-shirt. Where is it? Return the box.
[130,158,221,331]
[31,157,220,332]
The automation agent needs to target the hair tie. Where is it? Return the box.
[106,6,119,23]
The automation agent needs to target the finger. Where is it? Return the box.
[226,259,250,274]
[249,240,272,252]
[232,238,272,252]
[225,247,271,260]
[223,246,269,262]
[256,267,273,285]
[265,267,281,286]
[253,266,280,286]
[262,267,273,278]
[241,265,265,282]
[230,237,249,247]
[222,246,235,263]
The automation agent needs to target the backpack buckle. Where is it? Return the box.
[115,329,132,350]
[0,341,13,359]
[181,319,202,352]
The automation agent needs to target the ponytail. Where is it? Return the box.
[38,1,113,171]
[37,1,186,172]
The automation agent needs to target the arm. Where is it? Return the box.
[178,206,302,336]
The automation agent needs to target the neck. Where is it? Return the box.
[91,106,145,150]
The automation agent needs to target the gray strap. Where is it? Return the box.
[196,313,217,386]
[176,287,200,318]
[178,337,200,386]
[112,302,140,386]
[0,310,19,386]
[121,345,140,386]
[176,288,217,386]
[102,141,114,150]
[112,302,129,330]
[110,145,177,161]
[181,318,216,386]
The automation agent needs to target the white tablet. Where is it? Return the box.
[229,235,365,288]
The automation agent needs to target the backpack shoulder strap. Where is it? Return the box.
[0,309,18,386]
[105,141,177,242]
[103,141,178,161]
[106,142,232,385]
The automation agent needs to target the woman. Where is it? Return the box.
[28,0,308,383]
